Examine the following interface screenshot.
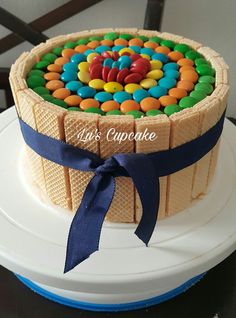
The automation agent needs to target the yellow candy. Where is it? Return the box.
[78,71,91,84]
[150,60,163,70]
[107,50,113,56]
[124,83,142,94]
[78,61,90,72]
[146,69,164,80]
[87,52,99,63]
[140,54,150,60]
[104,82,123,93]
[89,79,106,90]
[140,78,157,89]
[119,48,135,56]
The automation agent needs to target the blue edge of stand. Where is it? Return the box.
[15,272,206,312]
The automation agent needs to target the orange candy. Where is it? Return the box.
[62,48,75,59]
[144,41,159,49]
[120,100,140,113]
[179,65,195,73]
[180,70,199,83]
[87,40,100,49]
[177,58,194,67]
[54,57,69,66]
[46,80,64,91]
[155,46,171,55]
[44,72,60,81]
[128,38,144,47]
[168,51,184,62]
[101,100,120,112]
[80,98,100,110]
[52,88,70,100]
[100,39,114,46]
[114,38,128,46]
[168,88,187,99]
[47,64,62,72]
[159,95,177,107]
[177,80,194,92]
[64,95,82,106]
[140,97,160,112]
[74,45,89,53]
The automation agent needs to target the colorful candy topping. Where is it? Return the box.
[27,32,216,118]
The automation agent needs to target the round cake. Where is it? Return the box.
[9,28,229,223]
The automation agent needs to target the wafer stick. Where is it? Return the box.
[34,102,71,209]
[90,28,115,35]
[64,112,99,212]
[138,29,162,37]
[46,35,68,48]
[179,37,202,50]
[161,32,183,43]
[197,46,220,58]
[115,28,138,35]
[135,115,170,221]
[99,115,135,223]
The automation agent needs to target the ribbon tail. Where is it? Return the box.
[64,173,115,273]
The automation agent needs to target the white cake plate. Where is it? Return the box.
[0,107,235,312]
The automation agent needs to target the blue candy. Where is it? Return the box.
[65,81,83,91]
[63,62,78,72]
[61,71,77,82]
[77,86,96,98]
[103,58,113,68]
[140,47,155,56]
[164,70,180,79]
[70,53,86,64]
[158,77,177,89]
[112,61,120,68]
[148,86,167,98]
[84,49,95,56]
[112,45,125,52]
[152,53,169,63]
[95,45,111,54]
[133,89,150,103]
[129,46,141,53]
[119,62,130,70]
[94,92,113,103]
[113,91,132,103]
[163,62,179,71]
[118,55,132,66]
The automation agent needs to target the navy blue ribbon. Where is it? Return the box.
[19,111,225,273]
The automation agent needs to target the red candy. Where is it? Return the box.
[90,63,103,79]
[101,51,112,59]
[92,56,104,63]
[102,66,110,82]
[130,54,141,62]
[116,68,130,84]
[130,65,146,77]
[112,51,119,61]
[107,67,119,82]
[124,72,143,84]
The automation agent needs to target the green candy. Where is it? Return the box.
[149,36,162,43]
[185,50,201,60]
[33,60,50,70]
[28,69,45,77]
[194,82,213,95]
[84,107,105,115]
[160,39,175,49]
[179,96,198,109]
[68,107,82,111]
[164,104,182,116]
[64,41,76,49]
[33,86,49,95]
[27,76,46,89]
[195,58,209,66]
[89,35,103,41]
[137,35,149,42]
[106,110,123,115]
[174,43,190,54]
[41,94,54,102]
[41,53,57,63]
[76,38,89,45]
[198,75,215,84]
[52,99,68,108]
[119,33,134,40]
[196,64,215,76]
[52,47,63,56]
[146,109,163,116]
[190,90,207,101]
[104,32,118,41]
[126,110,144,119]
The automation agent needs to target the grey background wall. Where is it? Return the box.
[0,0,235,116]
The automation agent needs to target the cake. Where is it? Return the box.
[9,28,229,227]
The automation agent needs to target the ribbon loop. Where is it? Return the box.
[95,156,119,175]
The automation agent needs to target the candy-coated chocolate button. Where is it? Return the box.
[195,58,209,66]
[190,90,207,101]
[61,71,77,82]
[177,58,194,67]
[124,83,142,94]
[179,65,195,73]
[163,62,179,71]
[196,64,215,76]
[140,47,155,56]
[46,80,64,91]
[119,48,135,55]
[146,69,163,80]
[76,39,89,45]
[140,78,157,89]
[140,97,160,112]
[106,109,123,115]
[107,67,119,82]
[78,62,90,72]
[101,39,114,46]
[119,33,134,41]
[74,45,89,53]
[160,39,175,49]
[198,75,215,84]
[174,43,190,54]
[169,87,187,99]
[52,88,71,99]
[117,68,130,84]
[95,45,112,54]
[90,63,103,80]
[77,86,96,98]
[150,36,162,43]
[41,53,57,63]
[148,86,167,98]
[27,76,46,89]
[68,107,81,111]
[65,80,83,91]
[47,64,62,73]
[28,69,45,77]
[95,92,113,103]
[64,41,76,49]
[64,95,82,106]
[41,94,54,102]
[33,86,49,95]
[168,51,184,62]
[87,52,99,63]
[34,61,50,70]
[124,72,143,84]
[104,32,118,41]
[78,71,91,83]
[80,98,99,110]
[152,53,168,63]
[177,80,194,92]
[128,38,144,47]
[118,55,132,66]
[44,72,61,81]
[113,91,132,103]
[164,104,182,116]
[102,66,110,82]
[52,99,68,108]
[104,82,123,93]
[146,109,163,116]
[126,110,144,119]
[129,46,141,54]
[89,35,103,41]
[103,58,113,68]
[101,100,120,112]
[61,48,75,59]
[87,40,100,49]
[114,38,128,46]
[155,46,171,55]
[179,96,198,108]
[71,53,86,64]
[84,107,105,115]
[89,79,105,90]
[159,95,177,107]
[120,100,140,113]
[180,70,198,83]
[63,62,78,72]
[150,60,162,70]
[133,89,150,103]
[194,82,213,94]
[164,69,179,79]
[159,77,176,89]
[185,50,201,60]
[52,47,63,56]
[55,57,69,66]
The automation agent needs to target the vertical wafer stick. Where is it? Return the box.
[64,112,99,212]
[34,102,71,209]
[138,29,162,37]
[99,115,135,223]
[166,108,200,215]
[135,115,170,221]
[179,37,202,50]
